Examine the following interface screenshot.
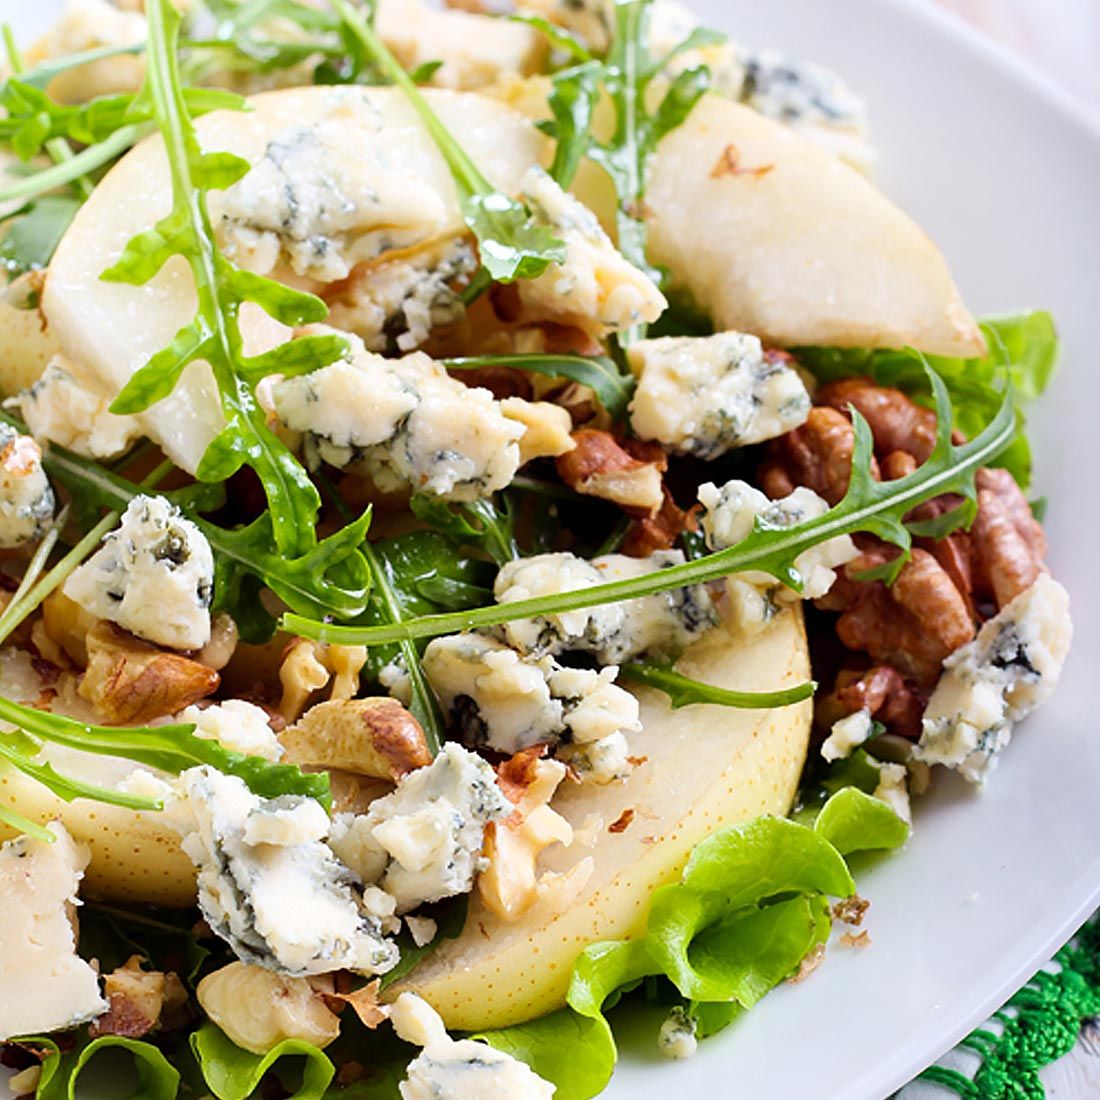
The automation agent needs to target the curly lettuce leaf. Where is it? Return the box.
[191,1023,334,1100]
[30,1034,179,1100]
[796,311,1058,489]
[813,786,910,857]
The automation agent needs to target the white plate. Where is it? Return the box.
[4,2,1100,1099]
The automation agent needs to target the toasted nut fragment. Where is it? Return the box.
[40,589,100,667]
[500,397,576,464]
[90,956,188,1039]
[818,666,925,738]
[194,614,239,671]
[970,468,1047,608]
[79,622,219,724]
[278,638,369,722]
[817,377,939,462]
[555,429,666,516]
[197,963,341,1056]
[479,750,578,922]
[622,489,698,557]
[281,697,431,781]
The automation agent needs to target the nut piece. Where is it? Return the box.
[280,697,431,781]
[816,377,938,462]
[278,638,369,722]
[196,962,341,1056]
[555,429,666,516]
[79,622,219,724]
[817,665,925,738]
[90,956,188,1039]
[970,467,1047,609]
[40,589,100,667]
[500,397,576,464]
[621,489,697,557]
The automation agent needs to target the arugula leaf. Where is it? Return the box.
[31,1034,179,1100]
[813,786,909,857]
[104,0,347,557]
[327,0,566,283]
[0,195,80,277]
[80,901,212,983]
[410,493,518,566]
[0,694,331,808]
[191,1023,334,1100]
[795,311,1058,489]
[619,662,815,709]
[443,352,634,422]
[284,363,1017,647]
[509,14,595,64]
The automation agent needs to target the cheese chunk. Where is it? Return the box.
[0,424,54,548]
[181,699,284,762]
[821,708,875,763]
[0,823,107,1041]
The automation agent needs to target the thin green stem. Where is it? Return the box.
[619,664,815,709]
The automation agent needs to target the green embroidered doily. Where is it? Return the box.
[917,913,1100,1098]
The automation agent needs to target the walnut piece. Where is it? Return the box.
[79,622,219,724]
[555,429,666,516]
[817,377,938,462]
[278,638,368,722]
[622,489,698,558]
[818,665,925,738]
[970,467,1047,609]
[89,956,188,1039]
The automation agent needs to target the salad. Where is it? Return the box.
[0,0,1072,1097]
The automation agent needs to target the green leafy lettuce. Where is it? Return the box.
[191,1024,335,1100]
[27,1034,178,1100]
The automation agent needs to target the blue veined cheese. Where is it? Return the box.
[391,993,556,1100]
[915,574,1072,785]
[562,729,634,784]
[217,99,449,283]
[181,700,285,762]
[422,632,640,759]
[11,357,143,460]
[0,823,107,1042]
[493,549,718,662]
[517,166,667,340]
[628,333,811,460]
[331,744,510,914]
[697,479,858,629]
[271,332,542,501]
[869,759,912,825]
[177,766,398,977]
[0,423,54,548]
[820,708,875,763]
[325,236,478,354]
[63,495,215,650]
[658,1006,699,1061]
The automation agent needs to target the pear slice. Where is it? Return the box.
[397,605,811,1030]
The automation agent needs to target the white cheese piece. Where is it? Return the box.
[343,744,510,914]
[493,549,718,663]
[218,101,449,283]
[561,728,634,784]
[658,1006,699,1060]
[422,632,640,757]
[177,766,398,977]
[698,479,858,614]
[629,333,810,459]
[271,332,526,501]
[0,423,54,548]
[0,823,107,1041]
[242,797,332,848]
[915,574,1072,784]
[871,761,912,825]
[821,708,875,763]
[379,655,414,707]
[517,166,667,339]
[391,992,555,1100]
[182,700,284,762]
[63,495,214,650]
[9,356,142,461]
[405,915,438,948]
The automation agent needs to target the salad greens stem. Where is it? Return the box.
[619,663,815,709]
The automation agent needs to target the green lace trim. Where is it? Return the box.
[919,913,1100,1098]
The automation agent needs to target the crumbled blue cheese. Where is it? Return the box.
[379,654,414,706]
[517,166,667,339]
[821,708,875,763]
[561,729,634,784]
[63,495,215,650]
[271,333,531,501]
[181,700,284,762]
[177,766,398,977]
[218,99,448,283]
[0,823,107,1042]
[698,479,858,623]
[628,333,811,459]
[658,1006,699,1060]
[493,549,718,663]
[870,760,911,825]
[333,744,510,914]
[915,574,1072,784]
[391,993,556,1100]
[0,423,53,547]
[326,236,477,354]
[422,632,640,760]
[9,356,143,461]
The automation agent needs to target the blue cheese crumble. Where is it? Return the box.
[915,574,1072,784]
[177,767,398,977]
[628,333,811,460]
[493,550,718,662]
[63,495,215,650]
[821,708,875,763]
[0,423,54,548]
[329,744,510,914]
[516,166,667,340]
[391,992,555,1100]
[658,1006,699,1060]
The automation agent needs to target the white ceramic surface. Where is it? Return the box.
[2,1,1099,1098]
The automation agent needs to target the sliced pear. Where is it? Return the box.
[42,86,544,473]
[398,605,811,1030]
[641,94,984,356]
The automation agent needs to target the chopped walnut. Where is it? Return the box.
[622,490,698,557]
[79,622,219,724]
[818,666,925,738]
[831,894,870,927]
[970,467,1047,608]
[89,957,189,1039]
[277,638,368,722]
[555,429,666,516]
[817,377,938,462]
[280,697,431,782]
[329,978,388,1030]
[40,589,100,667]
